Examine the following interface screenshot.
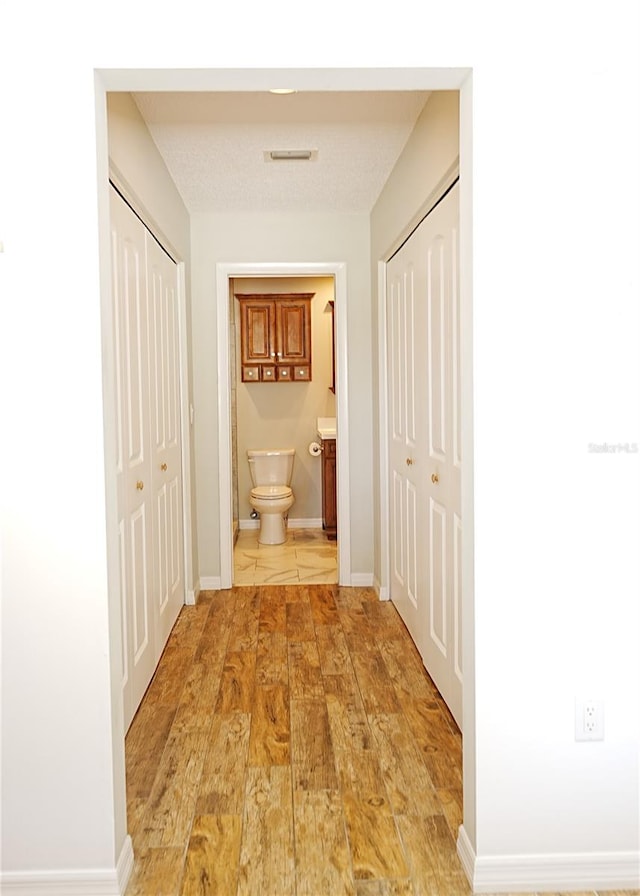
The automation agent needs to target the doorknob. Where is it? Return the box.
[161,463,167,471]
[406,458,414,466]
[431,473,439,484]
[136,480,144,491]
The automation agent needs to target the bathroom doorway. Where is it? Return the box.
[231,274,337,585]
[216,261,352,589]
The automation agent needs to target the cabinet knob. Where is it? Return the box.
[161,463,167,471]
[406,458,413,466]
[136,480,144,491]
[431,473,439,484]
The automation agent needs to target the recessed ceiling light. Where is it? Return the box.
[269,88,297,95]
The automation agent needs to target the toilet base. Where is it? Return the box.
[258,512,288,545]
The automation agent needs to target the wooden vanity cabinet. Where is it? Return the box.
[237,293,313,383]
[321,438,337,539]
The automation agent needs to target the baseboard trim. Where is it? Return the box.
[456,825,477,886]
[457,824,640,892]
[199,576,222,591]
[373,576,390,600]
[238,517,323,530]
[0,836,134,895]
[117,835,134,893]
[290,517,323,529]
[350,573,374,587]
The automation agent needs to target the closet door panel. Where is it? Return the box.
[110,189,155,727]
[387,183,462,728]
[422,185,461,725]
[148,234,185,651]
[387,250,428,655]
[110,186,185,730]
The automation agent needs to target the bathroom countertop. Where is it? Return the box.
[316,416,336,439]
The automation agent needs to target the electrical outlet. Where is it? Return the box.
[575,698,604,741]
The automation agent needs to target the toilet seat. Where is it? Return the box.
[250,485,292,501]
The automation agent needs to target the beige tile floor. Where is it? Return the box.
[233,526,338,585]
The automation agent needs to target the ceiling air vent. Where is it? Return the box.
[265,149,317,162]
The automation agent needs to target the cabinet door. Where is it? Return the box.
[276,298,311,365]
[236,293,313,382]
[242,365,260,382]
[240,299,276,364]
[322,439,337,538]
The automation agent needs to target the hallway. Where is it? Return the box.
[124,584,465,894]
[123,586,637,895]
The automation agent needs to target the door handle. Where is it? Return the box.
[161,463,167,471]
[136,480,144,491]
[431,473,439,484]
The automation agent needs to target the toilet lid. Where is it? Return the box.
[251,485,292,500]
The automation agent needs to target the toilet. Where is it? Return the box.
[247,448,295,545]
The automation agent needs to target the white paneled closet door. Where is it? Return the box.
[387,182,462,728]
[110,186,185,730]
[387,229,429,657]
[147,236,185,650]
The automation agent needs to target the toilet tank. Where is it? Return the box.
[247,448,295,486]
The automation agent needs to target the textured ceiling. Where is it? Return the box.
[131,91,431,214]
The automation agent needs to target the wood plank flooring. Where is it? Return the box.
[124,586,637,896]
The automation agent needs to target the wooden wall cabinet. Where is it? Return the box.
[237,293,313,383]
[321,438,337,539]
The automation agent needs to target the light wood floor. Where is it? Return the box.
[124,585,637,896]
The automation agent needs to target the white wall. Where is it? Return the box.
[371,91,461,259]
[1,2,638,893]
[1,54,128,889]
[107,93,190,261]
[191,211,372,580]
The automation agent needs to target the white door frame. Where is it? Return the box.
[216,261,351,588]
[95,66,473,877]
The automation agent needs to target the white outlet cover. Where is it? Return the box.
[575,698,605,741]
